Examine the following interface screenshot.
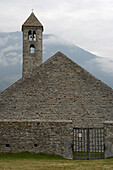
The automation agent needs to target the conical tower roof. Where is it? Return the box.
[22,12,43,31]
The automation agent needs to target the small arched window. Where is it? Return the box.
[28,30,32,41]
[33,31,36,41]
[30,44,35,53]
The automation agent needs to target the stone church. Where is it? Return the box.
[0,12,113,159]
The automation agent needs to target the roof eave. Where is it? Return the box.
[22,25,44,32]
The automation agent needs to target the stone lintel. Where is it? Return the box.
[104,121,113,124]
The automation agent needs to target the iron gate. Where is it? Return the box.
[73,128,104,160]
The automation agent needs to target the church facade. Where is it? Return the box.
[0,13,113,158]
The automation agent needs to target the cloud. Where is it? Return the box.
[0,52,22,66]
[44,34,70,46]
[92,57,113,73]
[0,37,9,46]
[6,52,18,57]
[0,35,22,66]
[0,0,113,61]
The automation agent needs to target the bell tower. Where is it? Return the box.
[22,12,43,76]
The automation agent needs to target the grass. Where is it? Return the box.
[0,152,113,170]
[74,151,104,159]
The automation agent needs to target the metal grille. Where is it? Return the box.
[73,128,104,160]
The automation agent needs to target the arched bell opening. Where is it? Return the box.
[30,44,35,53]
[33,31,36,41]
[28,30,32,41]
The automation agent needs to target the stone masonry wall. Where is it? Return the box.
[0,120,73,159]
[104,121,113,158]
[0,52,113,128]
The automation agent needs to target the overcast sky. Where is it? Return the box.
[0,0,113,60]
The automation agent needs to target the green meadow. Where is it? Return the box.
[0,153,113,170]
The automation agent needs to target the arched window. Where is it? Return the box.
[30,44,35,53]
[33,31,36,41]
[28,30,32,41]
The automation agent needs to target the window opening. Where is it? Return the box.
[33,31,36,41]
[28,30,32,41]
[6,144,10,147]
[34,144,38,147]
[30,44,35,53]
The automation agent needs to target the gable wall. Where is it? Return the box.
[0,53,113,128]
